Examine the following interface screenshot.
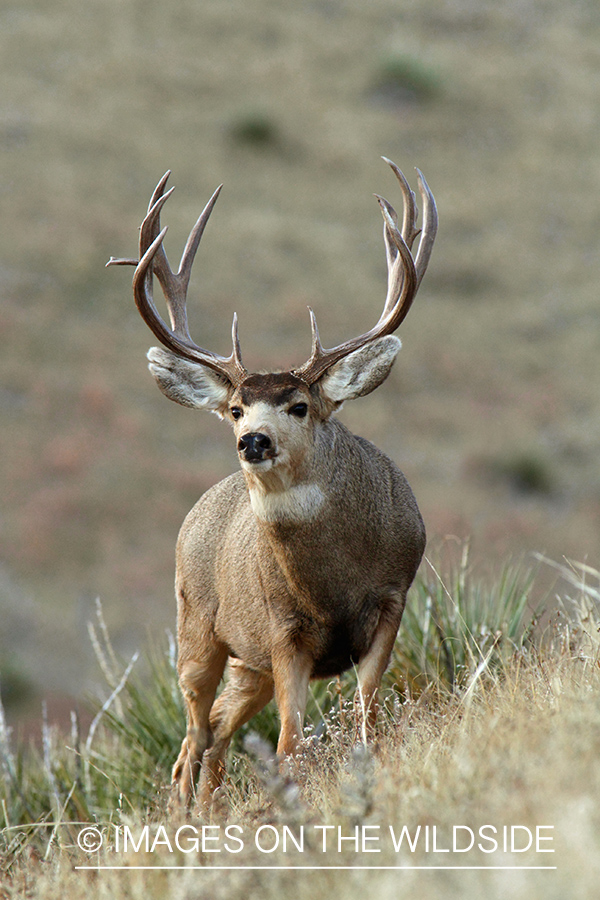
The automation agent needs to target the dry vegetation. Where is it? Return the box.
[1,556,599,899]
[1,0,600,893]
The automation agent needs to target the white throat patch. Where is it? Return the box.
[249,483,326,523]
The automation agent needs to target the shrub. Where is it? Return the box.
[228,112,280,147]
[370,54,442,106]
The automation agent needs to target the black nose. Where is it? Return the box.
[238,432,272,461]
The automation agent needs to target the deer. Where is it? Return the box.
[107,158,437,808]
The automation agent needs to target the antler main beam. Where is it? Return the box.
[106,173,247,386]
[293,159,437,384]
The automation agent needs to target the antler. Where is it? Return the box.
[108,161,435,388]
[293,158,437,385]
[106,173,247,386]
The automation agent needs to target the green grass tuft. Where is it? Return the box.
[228,111,280,147]
[370,53,442,106]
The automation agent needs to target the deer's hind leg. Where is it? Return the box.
[172,643,228,807]
[354,590,407,741]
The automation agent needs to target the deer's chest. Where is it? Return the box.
[266,583,387,678]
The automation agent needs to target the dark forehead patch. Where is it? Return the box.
[238,372,308,407]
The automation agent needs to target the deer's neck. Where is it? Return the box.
[243,419,342,524]
[248,480,326,523]
[244,457,327,523]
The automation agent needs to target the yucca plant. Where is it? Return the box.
[386,544,542,696]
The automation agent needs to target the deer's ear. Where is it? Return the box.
[318,335,401,406]
[147,347,232,415]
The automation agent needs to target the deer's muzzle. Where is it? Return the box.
[238,432,274,463]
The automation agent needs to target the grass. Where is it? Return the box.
[1,552,599,898]
[387,543,542,694]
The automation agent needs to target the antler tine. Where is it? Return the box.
[116,175,247,386]
[176,184,224,295]
[294,160,436,385]
[382,157,420,250]
[148,170,172,213]
[414,168,438,288]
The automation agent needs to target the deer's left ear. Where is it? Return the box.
[318,335,401,405]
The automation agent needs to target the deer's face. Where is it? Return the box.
[226,373,317,477]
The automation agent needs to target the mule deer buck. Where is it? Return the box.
[107,158,437,807]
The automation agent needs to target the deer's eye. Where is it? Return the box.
[230,407,243,420]
[289,403,308,418]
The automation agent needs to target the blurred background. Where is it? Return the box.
[1,0,599,729]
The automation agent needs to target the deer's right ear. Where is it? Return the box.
[147,347,232,415]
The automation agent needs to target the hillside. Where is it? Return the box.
[1,0,599,708]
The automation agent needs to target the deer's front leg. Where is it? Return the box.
[354,592,407,740]
[271,642,312,760]
[172,647,228,806]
